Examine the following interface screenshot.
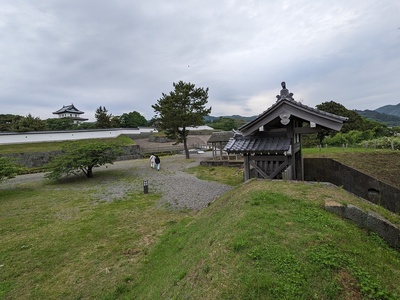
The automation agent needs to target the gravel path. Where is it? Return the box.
[3,153,233,210]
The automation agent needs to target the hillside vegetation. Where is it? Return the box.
[355,109,400,127]
[375,103,400,117]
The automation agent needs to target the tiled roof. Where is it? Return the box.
[239,99,348,132]
[207,131,234,143]
[224,135,291,154]
[53,104,84,115]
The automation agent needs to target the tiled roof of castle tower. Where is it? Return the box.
[53,104,84,115]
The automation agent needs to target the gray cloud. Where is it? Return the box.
[1,0,399,121]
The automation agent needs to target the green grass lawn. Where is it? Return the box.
[1,158,400,299]
[0,135,134,155]
[0,168,193,299]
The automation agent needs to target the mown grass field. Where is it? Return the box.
[1,142,400,299]
[0,135,135,155]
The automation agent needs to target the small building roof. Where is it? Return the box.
[224,135,291,154]
[207,131,234,143]
[239,83,348,136]
[53,104,84,115]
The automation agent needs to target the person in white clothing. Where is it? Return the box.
[150,154,156,169]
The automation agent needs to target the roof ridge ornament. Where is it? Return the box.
[276,81,294,101]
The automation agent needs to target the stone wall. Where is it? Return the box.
[116,145,142,161]
[304,158,400,214]
[2,145,141,168]
[325,201,400,252]
[148,136,174,143]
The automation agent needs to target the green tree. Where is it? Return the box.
[316,101,365,133]
[0,157,24,181]
[45,141,123,179]
[78,122,97,130]
[390,126,400,136]
[208,117,244,131]
[152,81,211,158]
[46,118,77,131]
[120,111,148,128]
[95,106,112,129]
[315,101,392,144]
[11,114,46,132]
[110,115,121,128]
[0,114,22,131]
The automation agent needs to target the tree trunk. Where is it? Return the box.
[183,137,190,159]
[87,165,94,178]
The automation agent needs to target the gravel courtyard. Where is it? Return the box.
[3,152,234,210]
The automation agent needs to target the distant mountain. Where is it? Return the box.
[355,110,400,126]
[355,103,400,127]
[375,103,400,117]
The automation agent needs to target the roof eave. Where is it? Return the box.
[239,100,347,135]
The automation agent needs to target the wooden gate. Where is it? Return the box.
[244,155,289,180]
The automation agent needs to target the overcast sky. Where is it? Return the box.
[1,1,399,122]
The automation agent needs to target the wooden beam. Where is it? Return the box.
[294,127,322,134]
[293,142,301,153]
[249,160,269,179]
[269,158,289,179]
[252,155,287,162]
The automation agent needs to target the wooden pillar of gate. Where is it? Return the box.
[244,154,251,181]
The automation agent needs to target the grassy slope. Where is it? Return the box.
[128,180,400,299]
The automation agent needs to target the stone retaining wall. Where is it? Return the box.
[304,158,400,214]
[325,201,400,251]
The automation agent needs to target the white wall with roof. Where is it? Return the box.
[0,128,157,145]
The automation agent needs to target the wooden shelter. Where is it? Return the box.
[207,131,234,160]
[224,82,348,181]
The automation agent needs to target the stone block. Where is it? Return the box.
[366,212,400,251]
[324,200,345,217]
[344,205,367,228]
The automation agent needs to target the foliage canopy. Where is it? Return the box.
[45,140,123,179]
[95,106,113,129]
[10,114,47,132]
[0,157,24,181]
[46,118,78,131]
[207,116,246,131]
[152,81,211,158]
[120,111,148,128]
[315,101,391,144]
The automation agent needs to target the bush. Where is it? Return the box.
[358,136,400,150]
[0,157,24,181]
